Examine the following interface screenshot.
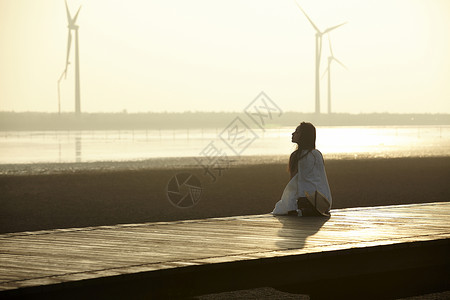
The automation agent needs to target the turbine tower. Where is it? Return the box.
[323,36,347,114]
[294,1,345,114]
[64,0,81,116]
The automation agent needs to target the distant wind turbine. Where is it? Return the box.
[63,0,82,116]
[294,1,346,114]
[323,36,347,114]
[57,69,66,114]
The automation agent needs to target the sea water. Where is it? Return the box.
[0,126,449,165]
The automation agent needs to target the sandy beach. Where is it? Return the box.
[1,156,449,299]
[1,156,449,234]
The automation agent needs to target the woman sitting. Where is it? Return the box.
[272,122,332,216]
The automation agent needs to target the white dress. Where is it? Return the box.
[272,149,332,215]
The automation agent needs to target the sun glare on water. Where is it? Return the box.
[317,126,449,159]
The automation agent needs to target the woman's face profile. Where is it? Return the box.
[292,126,301,144]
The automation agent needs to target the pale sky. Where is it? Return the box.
[0,0,449,113]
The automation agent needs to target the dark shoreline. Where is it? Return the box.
[1,156,449,234]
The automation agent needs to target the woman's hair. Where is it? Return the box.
[288,122,316,178]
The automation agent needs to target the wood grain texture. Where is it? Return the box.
[0,202,449,294]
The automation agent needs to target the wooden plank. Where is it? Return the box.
[0,202,449,297]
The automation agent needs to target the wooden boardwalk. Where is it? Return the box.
[1,202,449,299]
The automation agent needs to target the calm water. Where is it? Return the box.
[0,126,449,165]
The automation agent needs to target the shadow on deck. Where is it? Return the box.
[1,202,449,299]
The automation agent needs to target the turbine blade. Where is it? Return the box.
[63,65,69,79]
[72,6,81,24]
[65,0,72,22]
[293,1,321,33]
[328,35,334,56]
[323,22,347,34]
[333,57,348,70]
[318,35,322,60]
[66,30,72,65]
[58,70,65,82]
[321,67,329,79]
[65,30,72,78]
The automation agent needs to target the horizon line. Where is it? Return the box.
[1,111,449,116]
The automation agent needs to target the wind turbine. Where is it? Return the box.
[294,1,346,114]
[57,69,66,114]
[63,0,81,116]
[323,36,347,114]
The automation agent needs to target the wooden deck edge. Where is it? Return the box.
[2,201,448,238]
[330,201,450,212]
[2,237,449,299]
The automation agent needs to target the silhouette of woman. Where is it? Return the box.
[272,122,332,216]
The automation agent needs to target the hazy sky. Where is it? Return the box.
[0,0,449,113]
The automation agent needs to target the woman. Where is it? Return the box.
[272,122,332,216]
